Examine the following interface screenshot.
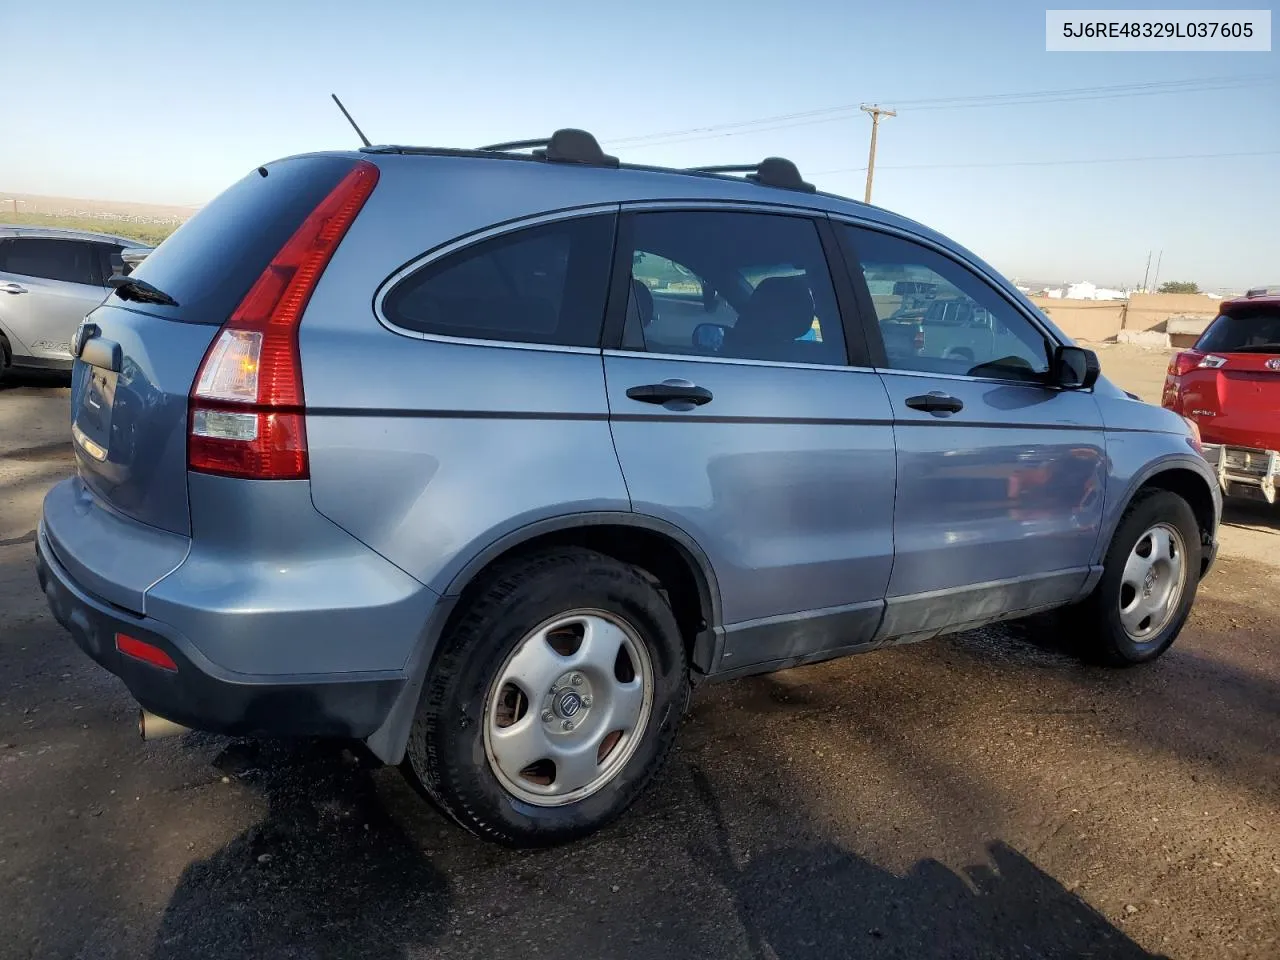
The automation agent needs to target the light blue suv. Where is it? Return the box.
[36,130,1220,846]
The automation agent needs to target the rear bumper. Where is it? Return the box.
[36,523,405,738]
[1201,443,1279,505]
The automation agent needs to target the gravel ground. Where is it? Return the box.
[1,351,1276,960]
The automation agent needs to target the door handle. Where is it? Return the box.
[905,391,964,416]
[1,282,27,295]
[626,379,714,406]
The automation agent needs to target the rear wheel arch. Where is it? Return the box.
[441,513,721,673]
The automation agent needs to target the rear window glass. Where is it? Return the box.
[1198,310,1280,354]
[382,214,616,347]
[118,155,358,323]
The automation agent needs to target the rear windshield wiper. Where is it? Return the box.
[107,275,179,307]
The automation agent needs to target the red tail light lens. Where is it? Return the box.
[1169,351,1202,377]
[189,160,379,479]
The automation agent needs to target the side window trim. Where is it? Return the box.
[373,204,620,352]
[832,218,1063,384]
[814,216,873,369]
[601,208,861,369]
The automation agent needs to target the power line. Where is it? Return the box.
[811,148,1280,176]
[601,75,1276,150]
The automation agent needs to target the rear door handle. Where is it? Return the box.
[905,391,964,415]
[626,379,714,406]
[1,282,27,295]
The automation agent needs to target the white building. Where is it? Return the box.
[1065,281,1127,301]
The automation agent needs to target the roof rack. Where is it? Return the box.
[365,129,819,193]
[685,157,815,193]
[478,128,619,168]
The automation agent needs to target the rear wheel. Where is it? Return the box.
[1073,490,1201,666]
[0,335,10,387]
[404,548,688,847]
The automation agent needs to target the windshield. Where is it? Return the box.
[1198,309,1280,354]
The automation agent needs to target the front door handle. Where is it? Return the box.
[626,379,714,406]
[905,391,964,416]
[1,282,27,295]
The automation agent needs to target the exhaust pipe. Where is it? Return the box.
[138,709,188,741]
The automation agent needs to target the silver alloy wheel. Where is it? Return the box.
[1119,522,1188,641]
[483,609,654,807]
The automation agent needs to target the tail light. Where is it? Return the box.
[188,160,379,479]
[1169,351,1201,377]
[1169,350,1227,377]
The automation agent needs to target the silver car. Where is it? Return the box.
[35,131,1220,847]
[0,225,153,381]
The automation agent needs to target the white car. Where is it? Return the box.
[0,225,153,382]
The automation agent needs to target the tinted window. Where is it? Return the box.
[121,155,359,324]
[383,215,615,347]
[1198,309,1280,354]
[620,211,846,365]
[842,226,1050,382]
[0,238,102,285]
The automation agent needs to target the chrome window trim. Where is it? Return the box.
[603,348,874,374]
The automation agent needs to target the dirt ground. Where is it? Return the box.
[1,350,1276,960]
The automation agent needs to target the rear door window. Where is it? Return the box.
[618,210,847,365]
[381,214,616,348]
[1198,310,1280,354]
[0,238,103,286]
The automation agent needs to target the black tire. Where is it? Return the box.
[404,547,689,847]
[0,335,10,388]
[1073,489,1201,666]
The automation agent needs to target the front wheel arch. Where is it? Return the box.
[1100,461,1218,578]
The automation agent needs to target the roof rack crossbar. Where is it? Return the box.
[476,129,619,168]
[686,157,815,193]
[477,138,552,152]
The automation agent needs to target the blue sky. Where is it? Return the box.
[2,0,1276,289]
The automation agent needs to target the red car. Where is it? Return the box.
[1163,286,1280,504]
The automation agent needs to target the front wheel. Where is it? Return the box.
[1074,490,1202,666]
[404,548,688,847]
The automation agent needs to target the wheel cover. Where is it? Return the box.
[1118,522,1188,641]
[483,609,654,807]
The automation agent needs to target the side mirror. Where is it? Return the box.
[1053,345,1100,390]
[692,322,726,353]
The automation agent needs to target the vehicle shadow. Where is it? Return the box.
[148,737,451,960]
[1221,498,1280,532]
[0,368,72,392]
[684,767,1168,960]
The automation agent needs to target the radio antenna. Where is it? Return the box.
[330,94,371,148]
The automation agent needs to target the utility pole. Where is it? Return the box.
[1141,250,1152,293]
[860,104,896,204]
[1151,249,1164,293]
